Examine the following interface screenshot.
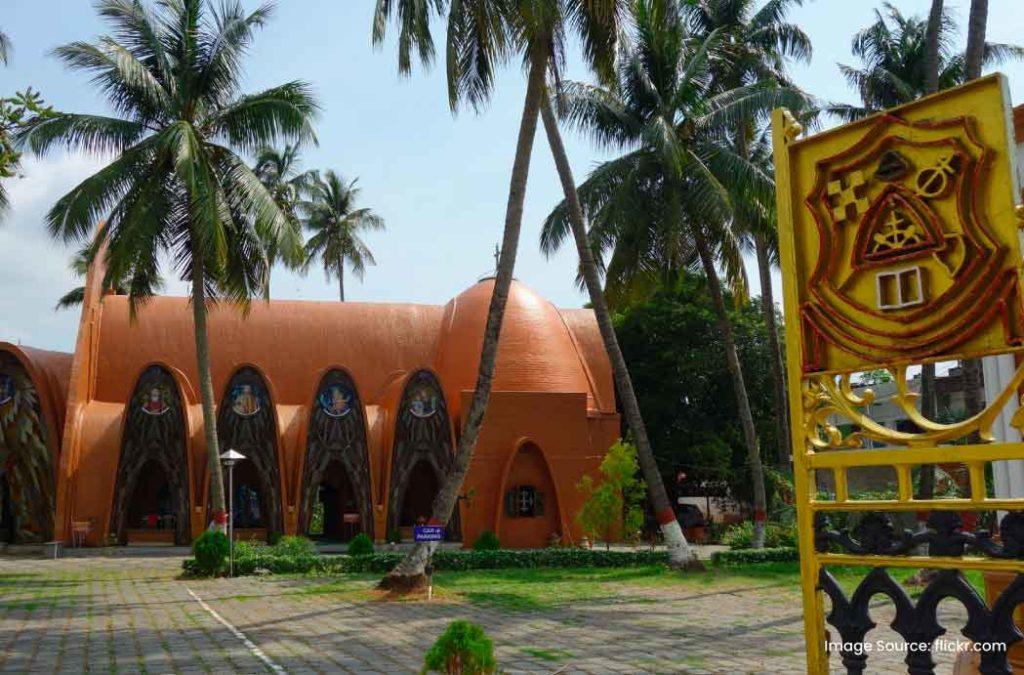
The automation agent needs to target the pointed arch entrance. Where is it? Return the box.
[0,352,55,543]
[110,365,190,544]
[386,370,461,541]
[300,370,372,541]
[217,367,282,539]
[498,442,562,549]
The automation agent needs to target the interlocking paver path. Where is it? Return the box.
[0,556,973,673]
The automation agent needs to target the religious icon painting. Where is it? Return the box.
[408,384,438,418]
[140,383,171,416]
[231,383,262,417]
[319,384,353,418]
[0,374,12,407]
[773,74,1024,374]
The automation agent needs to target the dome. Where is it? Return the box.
[434,279,596,420]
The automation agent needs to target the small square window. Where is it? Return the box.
[876,267,924,310]
[505,486,544,518]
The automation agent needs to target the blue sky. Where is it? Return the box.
[1,0,1022,352]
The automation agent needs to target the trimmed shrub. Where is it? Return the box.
[347,533,374,556]
[192,530,229,576]
[710,547,798,566]
[182,546,672,576]
[721,521,797,550]
[472,531,500,551]
[422,620,496,674]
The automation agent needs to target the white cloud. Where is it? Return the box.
[0,153,110,352]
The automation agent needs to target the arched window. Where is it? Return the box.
[499,443,561,549]
[386,371,460,541]
[111,365,190,544]
[217,367,281,538]
[0,352,54,543]
[301,370,372,540]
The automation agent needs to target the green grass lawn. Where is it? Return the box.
[282,561,987,612]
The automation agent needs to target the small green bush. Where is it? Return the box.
[274,535,316,557]
[267,530,283,546]
[721,521,797,550]
[347,533,374,556]
[472,531,500,551]
[422,620,496,674]
[710,547,798,566]
[192,530,229,576]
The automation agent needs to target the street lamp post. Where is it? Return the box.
[219,449,246,577]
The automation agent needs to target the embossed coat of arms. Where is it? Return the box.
[776,74,1024,374]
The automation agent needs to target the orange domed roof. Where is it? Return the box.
[434,278,598,420]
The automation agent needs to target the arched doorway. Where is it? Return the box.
[111,366,190,545]
[386,370,461,542]
[308,460,360,541]
[300,370,372,540]
[0,476,14,543]
[400,460,439,528]
[0,352,55,543]
[218,367,282,540]
[498,443,561,549]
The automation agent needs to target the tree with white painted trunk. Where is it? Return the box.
[542,0,808,548]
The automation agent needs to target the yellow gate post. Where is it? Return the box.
[772,73,1024,674]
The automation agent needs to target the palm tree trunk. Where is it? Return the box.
[378,46,548,590]
[917,0,943,515]
[964,0,988,81]
[961,0,988,436]
[539,94,692,567]
[192,252,226,530]
[919,364,937,500]
[337,255,345,302]
[693,228,767,549]
[755,235,790,469]
[924,0,944,94]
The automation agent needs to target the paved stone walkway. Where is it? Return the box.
[0,557,972,673]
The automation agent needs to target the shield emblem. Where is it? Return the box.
[785,80,1024,373]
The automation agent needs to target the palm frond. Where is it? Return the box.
[213,81,320,152]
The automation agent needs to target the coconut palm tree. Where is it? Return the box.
[54,245,132,311]
[964,0,988,80]
[373,0,627,585]
[253,144,314,293]
[677,0,812,471]
[254,144,310,221]
[301,171,384,301]
[537,0,801,559]
[542,0,807,548]
[833,2,1023,121]
[17,0,318,527]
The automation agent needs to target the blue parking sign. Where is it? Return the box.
[413,525,444,542]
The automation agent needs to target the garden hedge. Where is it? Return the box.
[709,547,799,566]
[182,546,671,577]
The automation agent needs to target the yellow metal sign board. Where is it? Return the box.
[775,74,1023,375]
[773,74,1024,674]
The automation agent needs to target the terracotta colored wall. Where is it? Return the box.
[459,391,618,548]
[498,443,561,549]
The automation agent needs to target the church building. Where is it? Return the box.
[0,256,619,549]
